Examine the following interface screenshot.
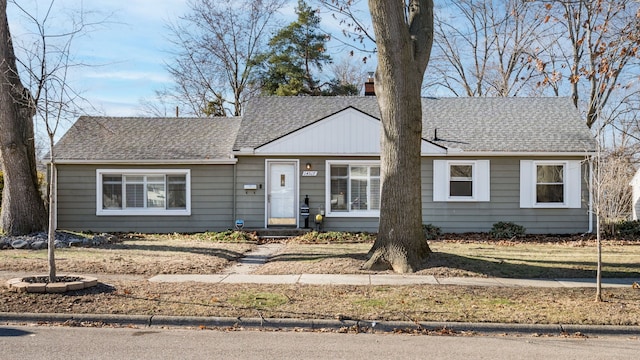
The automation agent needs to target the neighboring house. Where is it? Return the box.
[630,169,640,221]
[53,96,596,234]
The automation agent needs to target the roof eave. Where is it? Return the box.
[443,151,596,157]
[49,158,238,165]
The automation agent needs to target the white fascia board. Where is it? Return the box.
[233,148,255,155]
[244,152,383,157]
[53,159,238,165]
[233,151,594,158]
[442,151,595,157]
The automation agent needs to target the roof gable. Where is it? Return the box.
[237,96,596,154]
[252,107,446,155]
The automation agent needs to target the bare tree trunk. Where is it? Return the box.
[362,0,433,273]
[595,213,602,302]
[0,0,47,236]
[48,140,57,281]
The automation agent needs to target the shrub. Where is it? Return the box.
[615,220,640,238]
[489,221,526,239]
[195,230,259,242]
[296,231,375,243]
[422,224,441,240]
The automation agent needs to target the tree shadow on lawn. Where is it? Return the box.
[427,252,640,279]
[102,243,246,261]
[268,252,368,263]
[267,249,639,278]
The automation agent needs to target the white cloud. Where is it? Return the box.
[83,70,171,84]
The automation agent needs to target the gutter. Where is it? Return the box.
[233,150,596,158]
[588,158,594,233]
[50,159,238,165]
[2,313,638,337]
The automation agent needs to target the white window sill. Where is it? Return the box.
[96,209,191,216]
[325,211,380,218]
[531,203,569,209]
[443,196,480,202]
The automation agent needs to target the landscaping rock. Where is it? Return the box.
[1,231,121,251]
[30,241,47,250]
[11,240,29,249]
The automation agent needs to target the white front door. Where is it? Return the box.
[266,160,298,227]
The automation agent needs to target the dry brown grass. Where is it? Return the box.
[1,281,639,326]
[1,233,639,326]
[0,233,256,275]
[256,238,640,278]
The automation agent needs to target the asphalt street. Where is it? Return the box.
[1,325,638,359]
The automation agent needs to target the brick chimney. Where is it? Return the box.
[364,72,375,96]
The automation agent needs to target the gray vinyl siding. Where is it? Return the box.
[422,156,592,234]
[56,164,235,233]
[301,157,379,232]
[237,155,591,234]
[235,156,380,232]
[57,155,592,234]
[234,157,266,228]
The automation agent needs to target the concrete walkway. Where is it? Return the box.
[148,273,638,288]
[220,242,285,275]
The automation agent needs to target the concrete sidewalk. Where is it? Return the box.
[1,270,635,288]
[148,273,638,288]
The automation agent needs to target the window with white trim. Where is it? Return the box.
[96,169,191,216]
[520,160,582,208]
[433,160,490,202]
[536,164,564,203]
[326,161,380,216]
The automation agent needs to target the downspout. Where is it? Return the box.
[232,162,237,227]
[588,157,593,233]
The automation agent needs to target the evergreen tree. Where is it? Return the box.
[255,0,334,96]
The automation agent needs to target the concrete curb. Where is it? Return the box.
[2,312,638,337]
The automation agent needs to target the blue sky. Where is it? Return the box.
[8,0,192,117]
[7,0,373,122]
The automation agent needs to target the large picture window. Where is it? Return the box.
[97,169,190,216]
[326,161,380,217]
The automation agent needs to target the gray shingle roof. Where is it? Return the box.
[234,96,596,153]
[55,97,595,162]
[55,117,241,161]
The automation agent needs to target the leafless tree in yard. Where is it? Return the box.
[0,0,47,236]
[160,0,286,117]
[360,0,434,273]
[9,0,105,281]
